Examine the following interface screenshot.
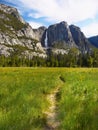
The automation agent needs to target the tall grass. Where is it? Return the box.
[0,68,61,130]
[0,68,98,130]
[58,68,98,130]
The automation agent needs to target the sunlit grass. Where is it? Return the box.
[0,68,61,130]
[58,68,98,130]
[0,68,98,130]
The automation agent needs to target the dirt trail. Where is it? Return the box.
[44,87,60,130]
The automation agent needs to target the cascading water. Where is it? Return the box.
[44,31,48,48]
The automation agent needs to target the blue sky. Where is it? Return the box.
[1,0,98,37]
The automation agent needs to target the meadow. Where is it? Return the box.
[0,68,98,130]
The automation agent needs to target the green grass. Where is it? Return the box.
[0,68,98,130]
[58,68,98,130]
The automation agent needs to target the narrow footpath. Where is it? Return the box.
[44,87,60,130]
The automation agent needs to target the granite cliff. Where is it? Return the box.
[41,21,90,54]
[0,4,46,58]
[0,3,96,58]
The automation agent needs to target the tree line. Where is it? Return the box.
[0,48,98,67]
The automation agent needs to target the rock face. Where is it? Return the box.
[0,3,94,58]
[88,36,98,48]
[33,26,47,41]
[0,4,25,24]
[69,25,90,53]
[0,4,46,57]
[41,21,76,49]
[41,21,90,53]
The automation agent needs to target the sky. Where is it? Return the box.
[0,0,98,37]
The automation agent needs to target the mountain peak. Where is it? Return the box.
[0,3,25,24]
[0,3,46,57]
[0,3,97,59]
[41,21,90,53]
[60,21,67,25]
[41,21,76,48]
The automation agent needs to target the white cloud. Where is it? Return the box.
[28,21,43,28]
[13,0,98,22]
[81,22,98,37]
[5,0,98,23]
[28,13,42,19]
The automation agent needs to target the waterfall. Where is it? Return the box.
[44,31,48,48]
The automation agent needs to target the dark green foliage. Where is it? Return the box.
[56,90,62,101]
[59,75,66,83]
[0,48,98,67]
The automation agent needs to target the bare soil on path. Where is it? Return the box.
[44,87,60,130]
